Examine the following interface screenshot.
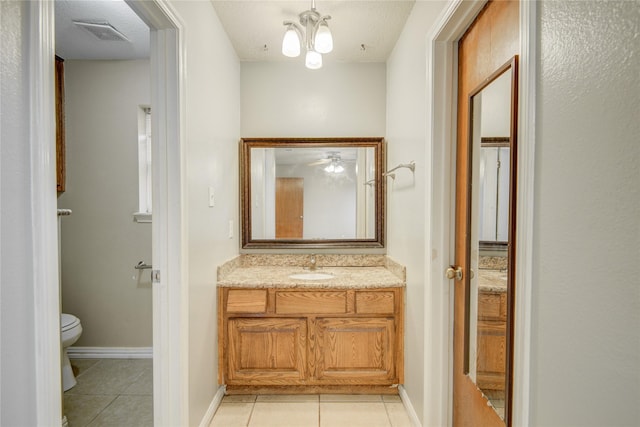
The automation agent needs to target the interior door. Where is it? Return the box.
[451,1,519,426]
[275,177,304,238]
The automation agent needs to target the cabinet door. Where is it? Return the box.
[313,317,396,384]
[476,320,507,390]
[227,317,307,385]
[476,291,507,391]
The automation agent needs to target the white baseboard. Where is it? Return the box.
[67,346,152,359]
[399,385,422,427]
[199,385,226,427]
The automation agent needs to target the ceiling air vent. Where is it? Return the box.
[73,21,130,42]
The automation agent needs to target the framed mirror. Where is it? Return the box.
[240,137,385,249]
[465,56,518,423]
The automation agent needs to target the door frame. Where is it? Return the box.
[425,1,536,425]
[29,1,62,424]
[31,0,188,424]
[126,1,188,424]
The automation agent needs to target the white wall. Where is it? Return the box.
[277,163,357,239]
[57,59,152,347]
[480,72,511,138]
[385,2,447,424]
[167,2,241,425]
[1,2,40,424]
[241,62,386,137]
[531,1,640,425]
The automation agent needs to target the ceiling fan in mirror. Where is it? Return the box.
[307,152,354,174]
[306,151,339,166]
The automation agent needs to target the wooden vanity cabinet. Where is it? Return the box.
[219,287,404,394]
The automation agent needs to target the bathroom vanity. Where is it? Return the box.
[221,138,404,394]
[217,255,405,394]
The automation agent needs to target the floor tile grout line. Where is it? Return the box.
[383,401,393,427]
[74,358,102,379]
[246,400,256,427]
[65,358,153,426]
[83,394,119,427]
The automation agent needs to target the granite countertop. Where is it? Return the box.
[478,269,508,293]
[217,255,405,289]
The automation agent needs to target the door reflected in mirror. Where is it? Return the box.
[241,138,385,249]
[466,58,517,422]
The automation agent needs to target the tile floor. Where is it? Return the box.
[64,358,153,427]
[65,359,413,427]
[209,394,413,427]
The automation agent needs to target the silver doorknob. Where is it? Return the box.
[446,266,463,281]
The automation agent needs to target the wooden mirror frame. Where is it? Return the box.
[464,55,518,425]
[240,137,386,249]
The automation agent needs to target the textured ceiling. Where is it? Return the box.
[54,0,414,63]
[55,0,150,60]
[211,1,416,63]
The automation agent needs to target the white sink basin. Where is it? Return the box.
[289,272,334,281]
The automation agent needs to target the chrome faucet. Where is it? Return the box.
[309,254,317,271]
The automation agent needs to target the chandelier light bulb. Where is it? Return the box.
[282,2,332,68]
[305,50,322,70]
[282,26,301,57]
[314,21,333,54]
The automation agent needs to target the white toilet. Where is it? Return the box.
[61,313,82,391]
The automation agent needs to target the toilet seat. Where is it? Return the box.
[61,313,80,332]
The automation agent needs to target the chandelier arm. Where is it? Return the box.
[299,9,321,50]
[283,21,303,36]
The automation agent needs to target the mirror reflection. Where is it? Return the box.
[467,62,516,421]
[250,147,376,240]
[241,138,385,249]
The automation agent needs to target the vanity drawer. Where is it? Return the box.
[226,289,267,313]
[276,291,347,314]
[355,291,395,314]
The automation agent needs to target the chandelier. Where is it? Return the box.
[281,0,333,70]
